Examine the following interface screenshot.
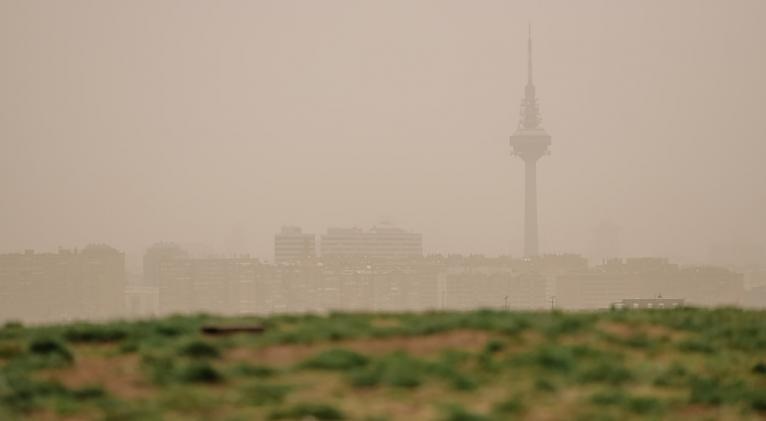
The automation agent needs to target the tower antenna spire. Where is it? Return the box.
[528,23,533,85]
[520,23,540,130]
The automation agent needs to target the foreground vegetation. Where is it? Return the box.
[1,308,766,420]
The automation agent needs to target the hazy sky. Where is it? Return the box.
[2,1,765,268]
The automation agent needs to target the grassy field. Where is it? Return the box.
[1,308,766,420]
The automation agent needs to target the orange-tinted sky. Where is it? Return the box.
[1,1,765,268]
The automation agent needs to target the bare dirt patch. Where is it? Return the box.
[229,329,493,366]
[346,329,491,356]
[27,408,100,421]
[369,317,402,329]
[597,321,681,341]
[43,354,152,399]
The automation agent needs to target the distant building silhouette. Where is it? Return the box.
[143,242,188,285]
[274,226,316,263]
[556,258,743,309]
[126,242,189,317]
[0,244,751,322]
[319,226,422,259]
[0,246,125,322]
[155,254,260,315]
[615,297,684,310]
[743,285,766,308]
[440,266,546,310]
[509,25,551,257]
[125,283,159,317]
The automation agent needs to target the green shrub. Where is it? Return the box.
[751,390,766,412]
[497,317,531,336]
[118,341,139,354]
[492,395,526,416]
[752,362,766,375]
[689,376,746,406]
[28,338,73,365]
[178,340,220,359]
[623,333,656,349]
[438,404,489,421]
[577,361,633,385]
[0,343,23,359]
[653,362,688,387]
[2,321,23,330]
[534,378,558,393]
[70,385,107,400]
[231,363,277,378]
[9,384,108,416]
[381,354,422,388]
[269,402,345,420]
[0,321,24,340]
[513,344,616,377]
[362,416,390,421]
[348,367,382,388]
[439,349,470,365]
[678,338,714,354]
[525,345,576,372]
[590,390,627,406]
[140,354,176,385]
[153,324,185,337]
[64,325,128,343]
[177,362,224,384]
[591,389,664,414]
[348,352,424,389]
[402,316,457,336]
[156,387,223,414]
[626,396,665,415]
[483,339,505,354]
[476,352,497,372]
[0,373,68,412]
[447,373,477,391]
[544,314,593,336]
[240,382,291,406]
[98,399,163,421]
[574,411,618,421]
[427,359,476,391]
[301,348,368,371]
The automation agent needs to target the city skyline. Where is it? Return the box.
[3,243,755,324]
[1,1,765,267]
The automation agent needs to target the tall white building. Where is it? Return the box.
[274,226,316,263]
[320,226,422,259]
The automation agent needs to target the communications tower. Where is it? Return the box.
[509,26,551,257]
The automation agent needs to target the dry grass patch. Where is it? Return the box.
[24,409,101,421]
[229,329,493,366]
[344,329,491,356]
[369,317,402,329]
[42,354,151,399]
[597,321,681,342]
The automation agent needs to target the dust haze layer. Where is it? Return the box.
[1,1,765,268]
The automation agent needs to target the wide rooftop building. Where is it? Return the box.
[274,226,316,263]
[320,226,422,260]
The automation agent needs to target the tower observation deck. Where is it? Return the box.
[509,25,551,258]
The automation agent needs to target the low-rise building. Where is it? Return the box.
[320,226,422,259]
[274,226,316,263]
[156,256,260,315]
[0,246,126,323]
[615,297,684,309]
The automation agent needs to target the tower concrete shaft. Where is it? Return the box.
[524,159,539,257]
